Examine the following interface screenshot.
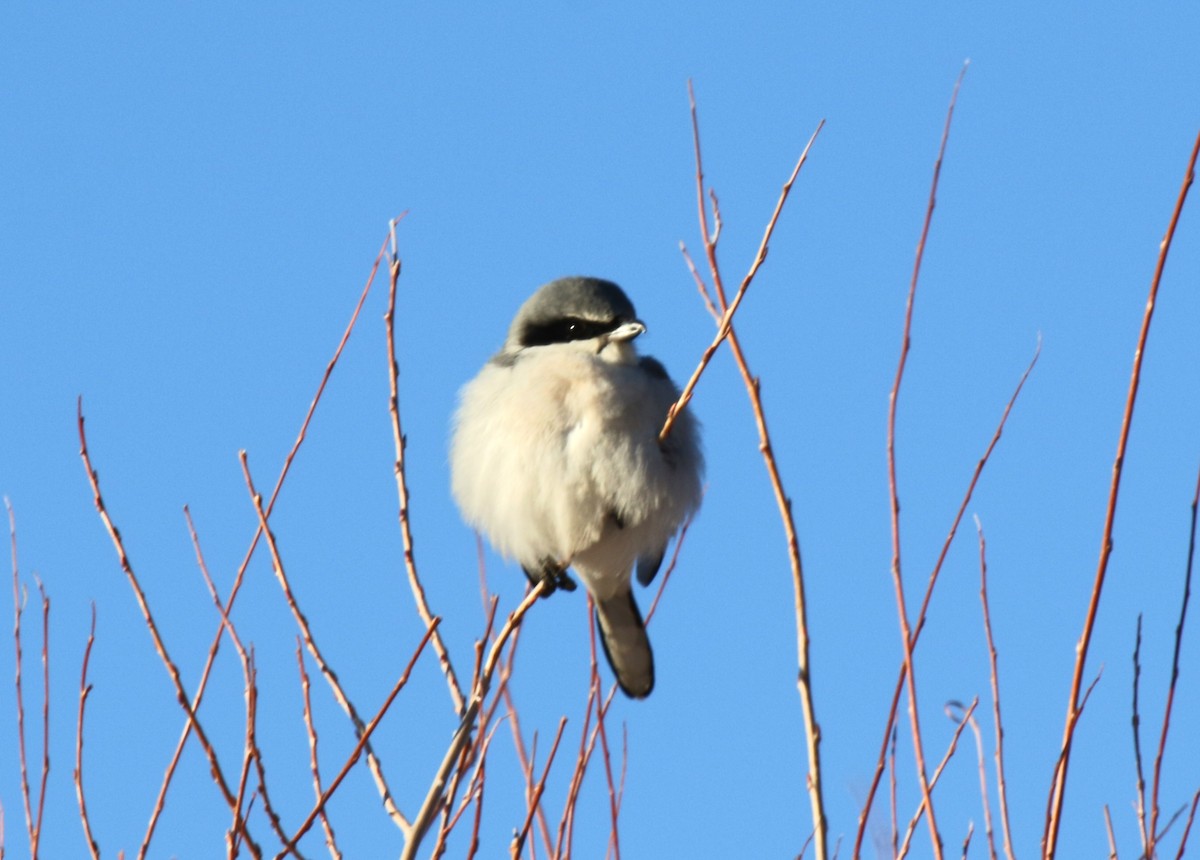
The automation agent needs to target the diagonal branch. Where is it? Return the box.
[278,621,437,858]
[141,233,388,858]
[402,583,546,860]
[78,400,259,857]
[241,451,411,838]
[1044,128,1200,859]
[884,62,969,860]
[385,218,466,718]
[681,77,828,859]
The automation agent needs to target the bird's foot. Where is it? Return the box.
[523,559,577,597]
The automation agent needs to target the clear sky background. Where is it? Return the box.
[3,4,1199,858]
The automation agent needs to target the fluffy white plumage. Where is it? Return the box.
[450,277,703,697]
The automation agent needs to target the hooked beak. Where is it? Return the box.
[607,320,646,343]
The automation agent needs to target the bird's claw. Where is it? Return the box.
[523,560,577,597]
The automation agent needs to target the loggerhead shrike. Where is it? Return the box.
[450,276,703,698]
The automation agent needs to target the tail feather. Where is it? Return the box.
[595,591,654,698]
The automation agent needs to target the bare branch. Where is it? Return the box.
[384,221,466,717]
[143,233,387,858]
[402,584,546,860]
[1046,127,1200,858]
[74,604,100,860]
[857,333,1039,855]
[1147,464,1200,856]
[240,451,410,837]
[681,78,829,858]
[659,81,823,444]
[278,621,438,858]
[882,62,969,860]
[296,642,341,859]
[975,518,1016,860]
[511,717,568,859]
[77,400,258,856]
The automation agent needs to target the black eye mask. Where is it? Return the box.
[518,316,623,348]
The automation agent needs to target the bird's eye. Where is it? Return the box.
[520,317,610,347]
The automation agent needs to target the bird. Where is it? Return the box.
[449,276,703,698]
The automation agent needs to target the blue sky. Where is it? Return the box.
[3,4,1199,858]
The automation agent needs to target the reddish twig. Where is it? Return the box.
[589,604,622,860]
[557,664,603,859]
[501,686,553,860]
[184,507,262,853]
[384,219,466,718]
[244,651,294,855]
[660,83,822,445]
[511,718,568,859]
[896,698,979,860]
[144,233,388,858]
[1045,128,1200,859]
[241,451,409,838]
[681,78,828,858]
[78,401,258,856]
[278,621,438,858]
[401,583,546,860]
[296,642,342,859]
[963,703,997,859]
[1174,788,1200,860]
[856,335,1038,855]
[439,715,506,853]
[884,63,969,860]
[8,498,36,856]
[555,511,691,859]
[975,518,1016,860]
[1147,465,1200,857]
[75,604,100,860]
[429,590,500,860]
[31,578,49,858]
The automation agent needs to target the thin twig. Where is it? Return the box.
[962,703,997,859]
[384,219,467,718]
[78,401,258,856]
[885,62,969,860]
[184,507,264,855]
[75,604,100,860]
[975,518,1016,860]
[511,717,568,859]
[681,78,828,858]
[1045,128,1200,859]
[241,451,409,840]
[439,715,506,850]
[557,664,602,859]
[856,334,1039,856]
[278,622,437,858]
[401,584,546,860]
[144,233,388,858]
[1132,614,1149,854]
[590,603,621,860]
[1174,788,1200,860]
[1147,465,1200,856]
[245,651,296,856]
[896,698,980,860]
[296,642,341,859]
[889,726,900,858]
[1104,805,1119,860]
[32,578,49,859]
[8,498,35,855]
[660,83,822,445]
